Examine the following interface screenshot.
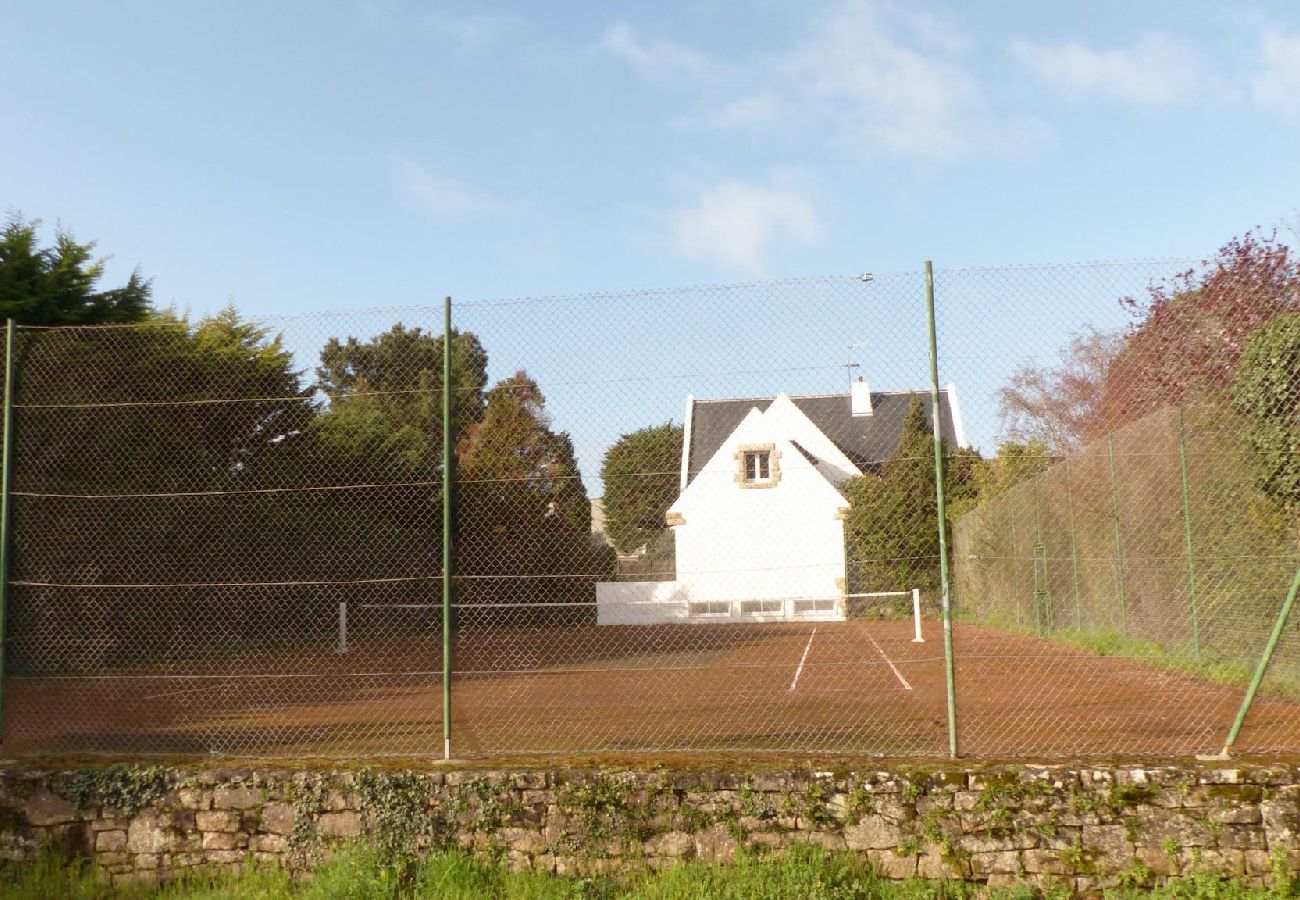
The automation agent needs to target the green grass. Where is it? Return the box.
[0,845,1295,900]
[957,611,1300,703]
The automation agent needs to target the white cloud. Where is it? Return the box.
[424,11,517,52]
[1251,30,1300,113]
[1010,34,1204,106]
[784,0,1043,160]
[597,23,722,83]
[664,178,821,273]
[385,154,502,217]
[675,92,786,131]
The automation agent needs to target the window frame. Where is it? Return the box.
[734,443,781,489]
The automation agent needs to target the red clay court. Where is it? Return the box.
[7,619,1300,758]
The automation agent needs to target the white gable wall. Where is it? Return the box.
[597,398,857,625]
[667,405,847,606]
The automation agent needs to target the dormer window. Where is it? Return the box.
[735,443,780,488]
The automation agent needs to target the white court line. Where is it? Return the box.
[865,631,912,691]
[788,627,818,693]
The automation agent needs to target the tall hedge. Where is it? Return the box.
[599,422,683,555]
[1233,312,1300,515]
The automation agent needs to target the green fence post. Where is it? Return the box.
[924,261,958,759]
[442,296,454,761]
[1064,458,1082,630]
[1211,566,1300,758]
[1176,407,1201,659]
[0,321,13,739]
[1032,478,1051,634]
[1106,433,1127,634]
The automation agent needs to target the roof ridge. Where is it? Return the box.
[695,388,940,404]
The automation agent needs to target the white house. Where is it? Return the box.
[596,380,966,625]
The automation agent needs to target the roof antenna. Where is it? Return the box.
[845,341,866,393]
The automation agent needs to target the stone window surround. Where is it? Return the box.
[733,443,781,489]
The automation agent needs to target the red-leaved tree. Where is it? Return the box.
[1092,231,1300,437]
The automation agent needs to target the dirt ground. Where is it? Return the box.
[6,619,1300,759]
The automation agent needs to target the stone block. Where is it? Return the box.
[258,802,294,835]
[694,823,738,863]
[500,827,545,855]
[206,849,246,865]
[202,831,245,851]
[843,815,901,850]
[213,787,261,810]
[1209,804,1262,825]
[25,790,80,826]
[1022,848,1070,875]
[196,810,239,833]
[178,789,210,811]
[127,812,175,854]
[95,830,127,853]
[317,811,362,838]
[868,849,918,880]
[916,850,963,879]
[644,830,694,858]
[253,833,287,854]
[1217,826,1265,850]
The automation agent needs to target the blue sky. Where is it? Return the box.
[4,1,1300,484]
[4,1,1298,309]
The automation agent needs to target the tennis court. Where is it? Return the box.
[8,617,1300,758]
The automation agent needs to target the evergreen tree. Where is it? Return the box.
[0,214,151,325]
[599,422,683,555]
[841,397,978,605]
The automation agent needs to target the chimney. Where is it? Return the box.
[851,376,873,417]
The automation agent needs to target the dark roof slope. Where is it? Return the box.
[686,390,959,485]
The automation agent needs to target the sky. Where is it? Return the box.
[4,0,1300,485]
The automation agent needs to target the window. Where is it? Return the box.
[689,600,730,617]
[740,599,783,615]
[793,599,836,615]
[735,443,779,488]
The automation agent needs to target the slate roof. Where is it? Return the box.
[686,390,960,486]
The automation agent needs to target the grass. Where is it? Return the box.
[0,845,1296,900]
[957,612,1300,703]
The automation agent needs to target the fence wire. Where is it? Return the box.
[3,250,1300,759]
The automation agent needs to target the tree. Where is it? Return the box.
[970,440,1055,505]
[599,422,683,555]
[998,327,1123,455]
[1096,231,1300,435]
[10,307,322,670]
[0,214,151,325]
[316,324,488,476]
[457,372,613,623]
[841,398,979,604]
[1232,313,1300,516]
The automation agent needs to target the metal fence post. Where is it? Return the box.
[924,261,958,758]
[442,296,454,761]
[1212,566,1300,758]
[1176,407,1201,659]
[1106,433,1128,634]
[1032,478,1051,634]
[0,320,13,739]
[1064,458,1082,630]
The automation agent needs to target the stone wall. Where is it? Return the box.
[1,760,1299,892]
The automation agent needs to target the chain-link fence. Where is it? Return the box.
[3,247,1299,758]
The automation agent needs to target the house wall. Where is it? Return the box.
[596,397,854,627]
[672,409,846,603]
